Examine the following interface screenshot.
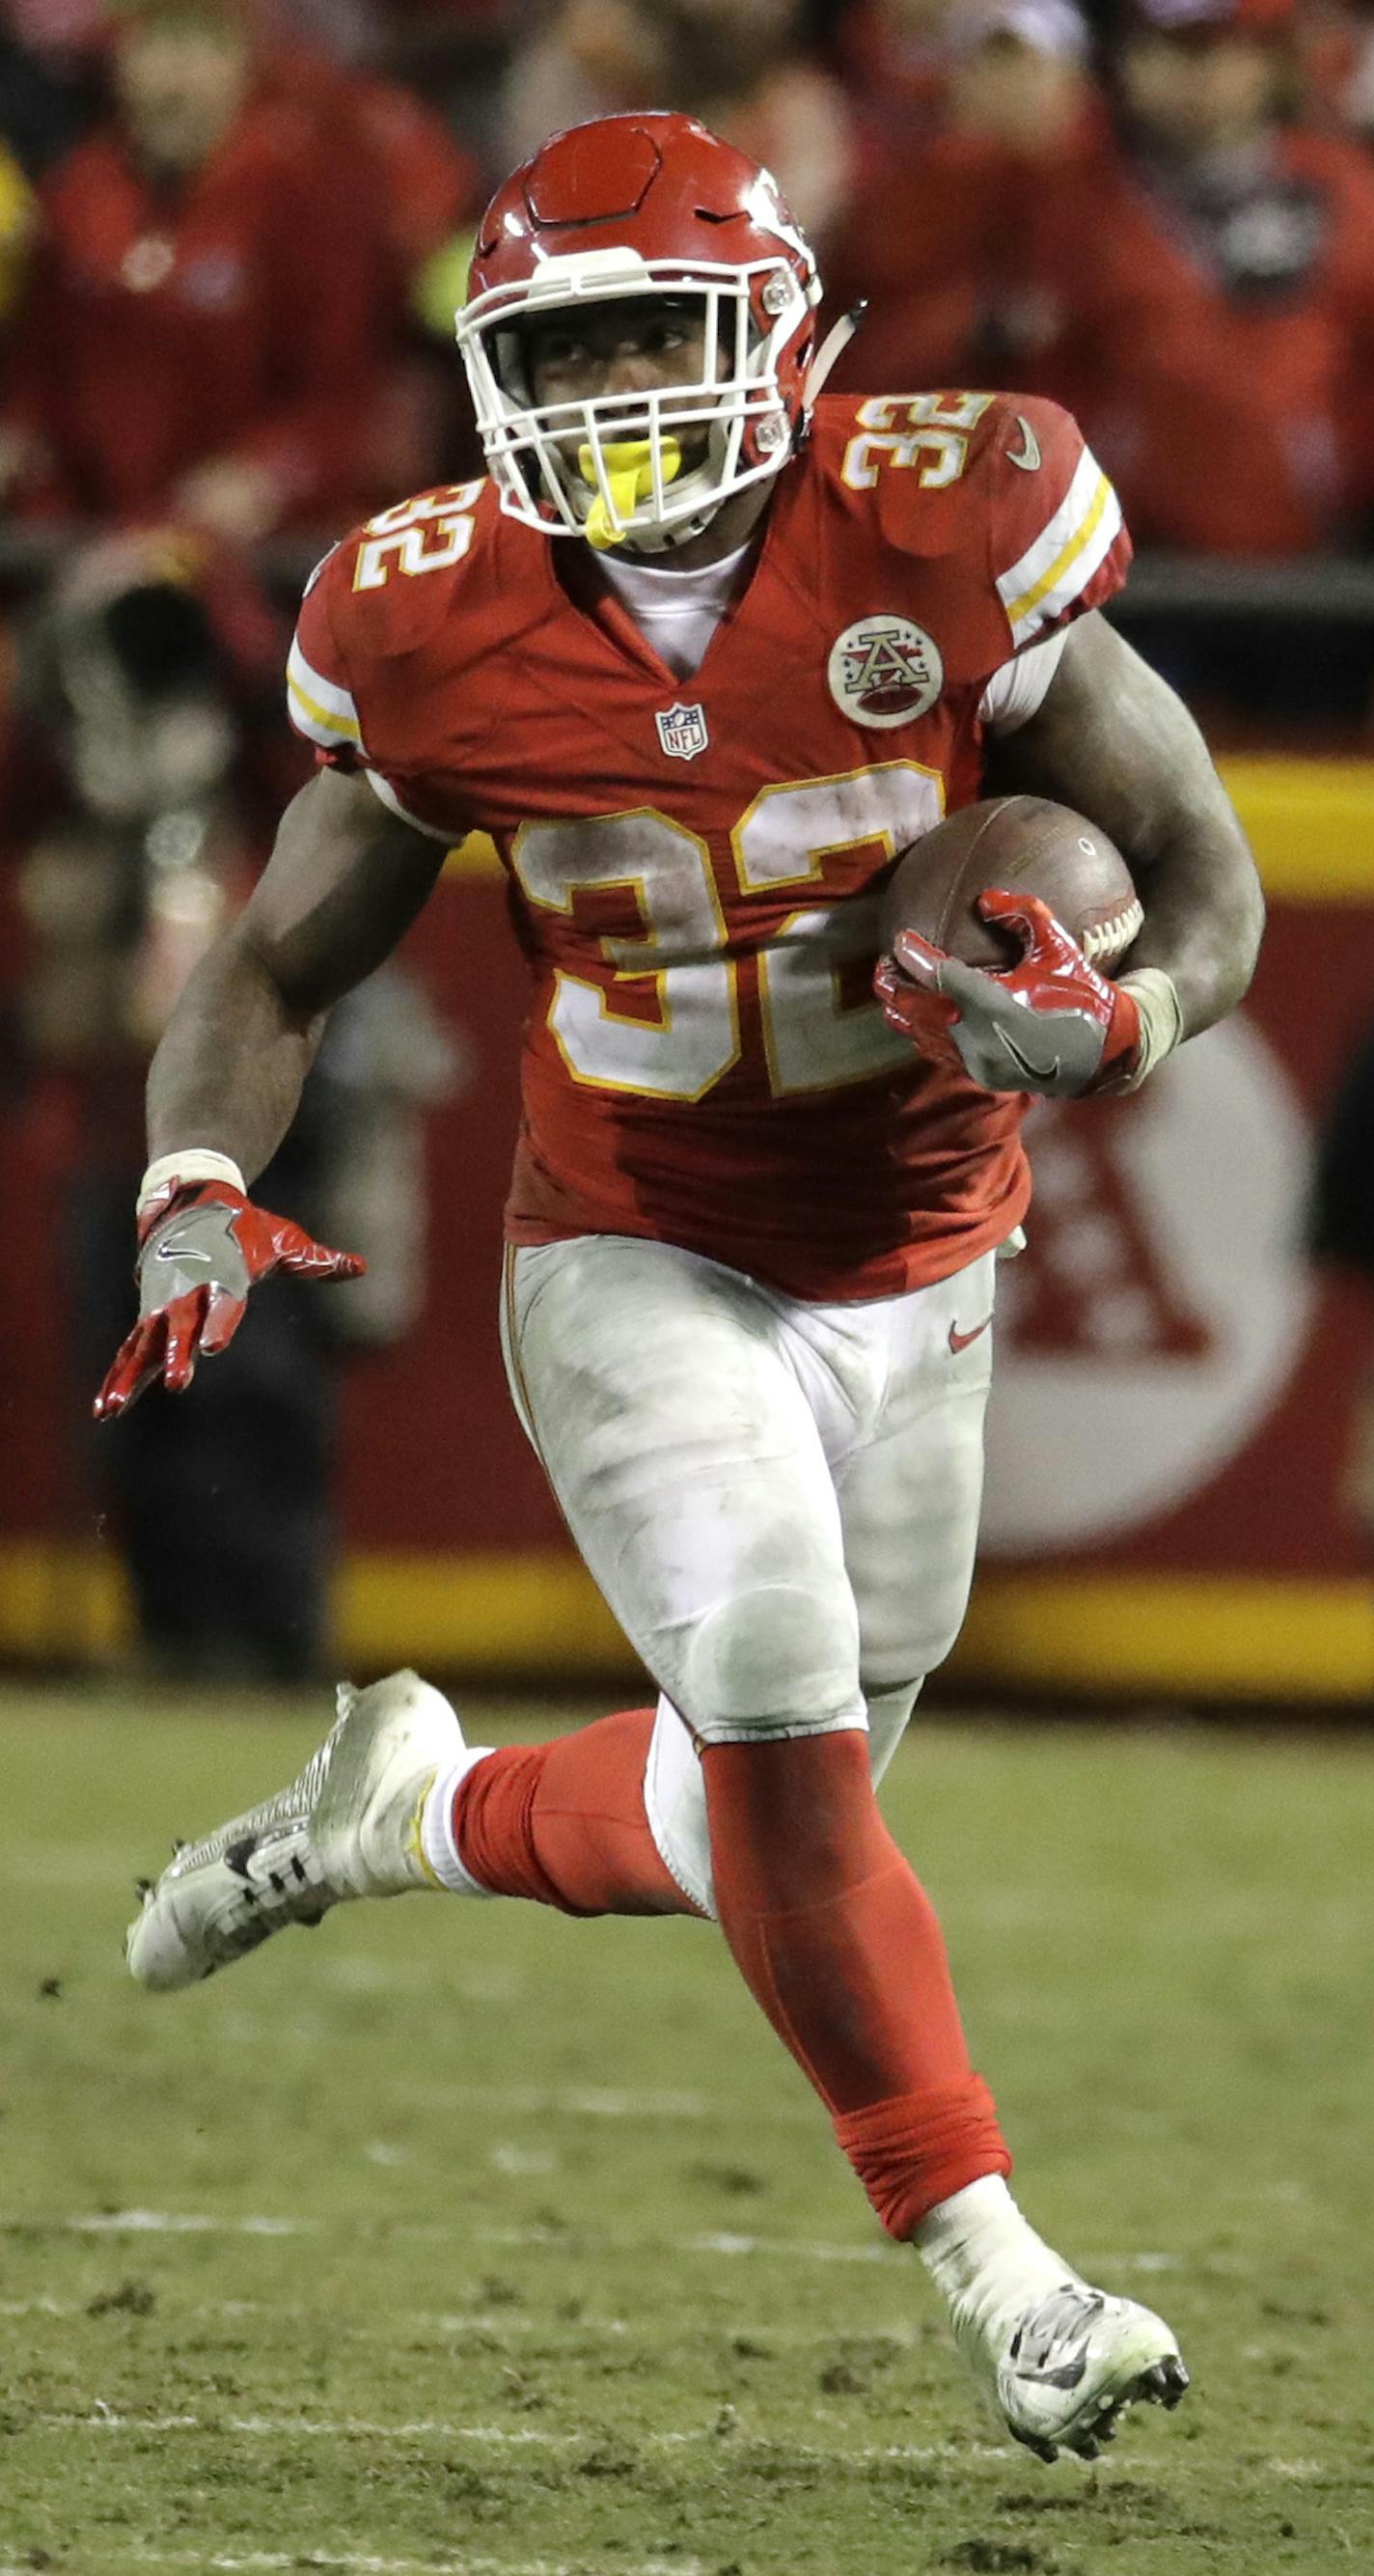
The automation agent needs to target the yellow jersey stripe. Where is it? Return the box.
[1003,472,1113,630]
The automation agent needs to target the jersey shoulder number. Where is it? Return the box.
[821,390,1130,654]
[348,480,486,594]
[287,480,494,768]
[838,388,999,496]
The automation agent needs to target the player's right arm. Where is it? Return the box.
[95,768,449,1419]
[146,766,449,1178]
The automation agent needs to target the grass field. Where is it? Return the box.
[2,1685,1373,2576]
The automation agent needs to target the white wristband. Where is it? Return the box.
[1116,968,1184,1091]
[137,1149,247,1215]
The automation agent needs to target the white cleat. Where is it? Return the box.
[960,2278,1190,2464]
[125,1670,464,1991]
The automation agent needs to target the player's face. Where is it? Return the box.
[520,297,716,467]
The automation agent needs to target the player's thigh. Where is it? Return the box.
[838,1254,995,1704]
[502,1236,865,1739]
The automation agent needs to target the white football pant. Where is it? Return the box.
[500,1233,996,1916]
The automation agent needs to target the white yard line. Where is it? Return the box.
[51,2210,322,2236]
[111,2038,813,2129]
[12,2558,707,2576]
[407,2081,814,2128]
[3,2209,899,2263]
[396,2083,719,2121]
[0,2210,1196,2279]
[0,2557,708,2576]
[0,2295,931,2350]
[27,2407,1015,2466]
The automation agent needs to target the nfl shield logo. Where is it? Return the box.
[655,702,709,762]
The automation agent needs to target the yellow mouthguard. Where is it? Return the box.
[579,437,682,550]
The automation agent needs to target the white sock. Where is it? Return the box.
[915,2175,1077,2343]
[420,1748,498,1895]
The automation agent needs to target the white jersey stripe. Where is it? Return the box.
[995,445,1120,648]
[287,637,362,743]
[995,443,1101,611]
[977,629,1068,731]
[288,688,355,754]
[288,635,358,724]
[364,765,454,844]
[1005,485,1123,648]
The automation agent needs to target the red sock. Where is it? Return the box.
[451,1708,701,1918]
[701,1731,1010,2238]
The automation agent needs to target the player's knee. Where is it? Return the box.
[682,1583,863,1745]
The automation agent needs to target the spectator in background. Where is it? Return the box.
[0,0,422,541]
[667,0,859,253]
[0,1,105,176]
[1310,1018,1374,1569]
[0,135,34,315]
[501,0,674,170]
[1340,2,1374,136]
[256,2,481,297]
[506,0,856,255]
[838,0,980,136]
[827,0,1095,390]
[1293,0,1374,143]
[257,0,482,469]
[11,531,459,1678]
[1021,0,1374,557]
[269,0,377,54]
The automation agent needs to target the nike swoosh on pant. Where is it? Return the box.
[948,1316,992,1354]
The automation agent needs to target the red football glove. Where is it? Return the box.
[94,1180,365,1422]
[874,888,1141,1097]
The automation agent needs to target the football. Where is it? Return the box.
[880,795,1143,974]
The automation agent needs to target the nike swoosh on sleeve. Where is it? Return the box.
[1006,415,1042,472]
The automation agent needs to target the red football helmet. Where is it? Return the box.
[455,113,823,554]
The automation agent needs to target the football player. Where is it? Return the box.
[103,115,1264,2464]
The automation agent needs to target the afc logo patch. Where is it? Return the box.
[828,615,943,730]
[655,702,709,762]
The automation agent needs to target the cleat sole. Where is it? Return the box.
[1058,2352,1190,2461]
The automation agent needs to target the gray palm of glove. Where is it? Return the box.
[96,1182,363,1420]
[878,896,1138,1099]
[935,959,1113,1096]
[140,1201,253,1316]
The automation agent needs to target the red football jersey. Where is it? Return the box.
[289,392,1129,1300]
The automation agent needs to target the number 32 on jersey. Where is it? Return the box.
[510,762,943,1102]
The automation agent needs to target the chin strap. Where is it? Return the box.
[803,301,866,407]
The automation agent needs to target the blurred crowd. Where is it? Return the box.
[3,0,1373,1675]
[1,0,1374,561]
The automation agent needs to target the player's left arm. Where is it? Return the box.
[984,608,1266,1048]
[879,610,1266,1097]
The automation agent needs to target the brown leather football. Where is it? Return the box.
[880,795,1142,972]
